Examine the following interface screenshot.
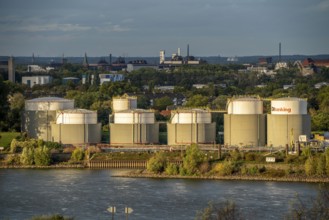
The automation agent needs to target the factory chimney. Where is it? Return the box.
[279,42,281,62]
[187,44,190,61]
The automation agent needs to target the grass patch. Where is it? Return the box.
[0,132,20,148]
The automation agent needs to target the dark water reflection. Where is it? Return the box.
[0,169,321,220]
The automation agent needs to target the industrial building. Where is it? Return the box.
[51,109,101,144]
[24,97,74,141]
[167,109,216,145]
[267,97,311,147]
[22,76,52,88]
[224,97,266,147]
[112,95,137,113]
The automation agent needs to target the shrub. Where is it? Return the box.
[147,151,167,174]
[34,146,51,166]
[316,155,326,176]
[245,153,256,162]
[165,163,179,175]
[305,157,317,176]
[181,144,205,175]
[20,146,34,165]
[30,214,74,220]
[70,147,84,162]
[10,139,19,153]
[212,161,235,176]
[5,154,21,165]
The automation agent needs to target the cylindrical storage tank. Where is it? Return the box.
[167,109,216,145]
[112,96,137,112]
[25,97,74,111]
[171,109,212,124]
[227,97,263,115]
[56,109,98,124]
[267,97,311,147]
[224,97,265,147]
[114,110,155,124]
[24,97,74,141]
[270,97,307,115]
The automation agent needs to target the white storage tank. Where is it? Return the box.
[114,110,155,124]
[110,109,159,145]
[56,109,98,124]
[25,97,74,111]
[224,97,266,147]
[112,95,137,112]
[167,109,216,145]
[227,97,263,115]
[24,97,74,141]
[171,109,212,124]
[267,97,311,147]
[271,97,307,115]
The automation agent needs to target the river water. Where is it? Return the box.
[0,169,321,220]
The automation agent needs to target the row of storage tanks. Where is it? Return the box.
[23,95,311,147]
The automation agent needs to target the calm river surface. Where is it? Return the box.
[0,169,322,220]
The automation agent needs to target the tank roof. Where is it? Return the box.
[26,97,73,103]
[59,109,95,114]
[231,97,261,101]
[273,97,306,101]
[116,109,154,113]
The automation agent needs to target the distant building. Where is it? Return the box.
[159,45,206,66]
[22,76,52,88]
[303,58,329,68]
[127,60,158,72]
[99,73,125,85]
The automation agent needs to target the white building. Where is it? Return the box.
[99,74,124,85]
[22,76,52,88]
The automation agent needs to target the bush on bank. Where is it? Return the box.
[145,145,329,179]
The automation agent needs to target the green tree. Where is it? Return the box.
[181,144,205,176]
[34,146,51,166]
[185,94,209,107]
[147,151,167,174]
[304,157,317,176]
[20,146,34,165]
[70,147,85,162]
[10,138,19,153]
[316,155,326,176]
[153,96,173,111]
[165,163,179,175]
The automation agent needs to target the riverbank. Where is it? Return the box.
[113,170,329,183]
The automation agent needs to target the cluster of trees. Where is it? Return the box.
[1,63,328,132]
[146,145,329,178]
[7,139,56,166]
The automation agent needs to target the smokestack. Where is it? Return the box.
[279,42,281,62]
[109,54,112,65]
[187,44,189,61]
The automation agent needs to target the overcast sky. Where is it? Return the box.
[0,0,328,57]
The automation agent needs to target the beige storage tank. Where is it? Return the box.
[110,109,159,145]
[167,109,216,145]
[23,97,74,141]
[224,97,266,147]
[51,109,101,145]
[112,95,137,113]
[267,97,311,147]
[56,109,98,124]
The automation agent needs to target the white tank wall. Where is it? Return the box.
[227,98,263,114]
[271,98,307,115]
[114,111,155,124]
[56,111,97,124]
[171,111,211,124]
[25,97,74,111]
[112,97,137,112]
